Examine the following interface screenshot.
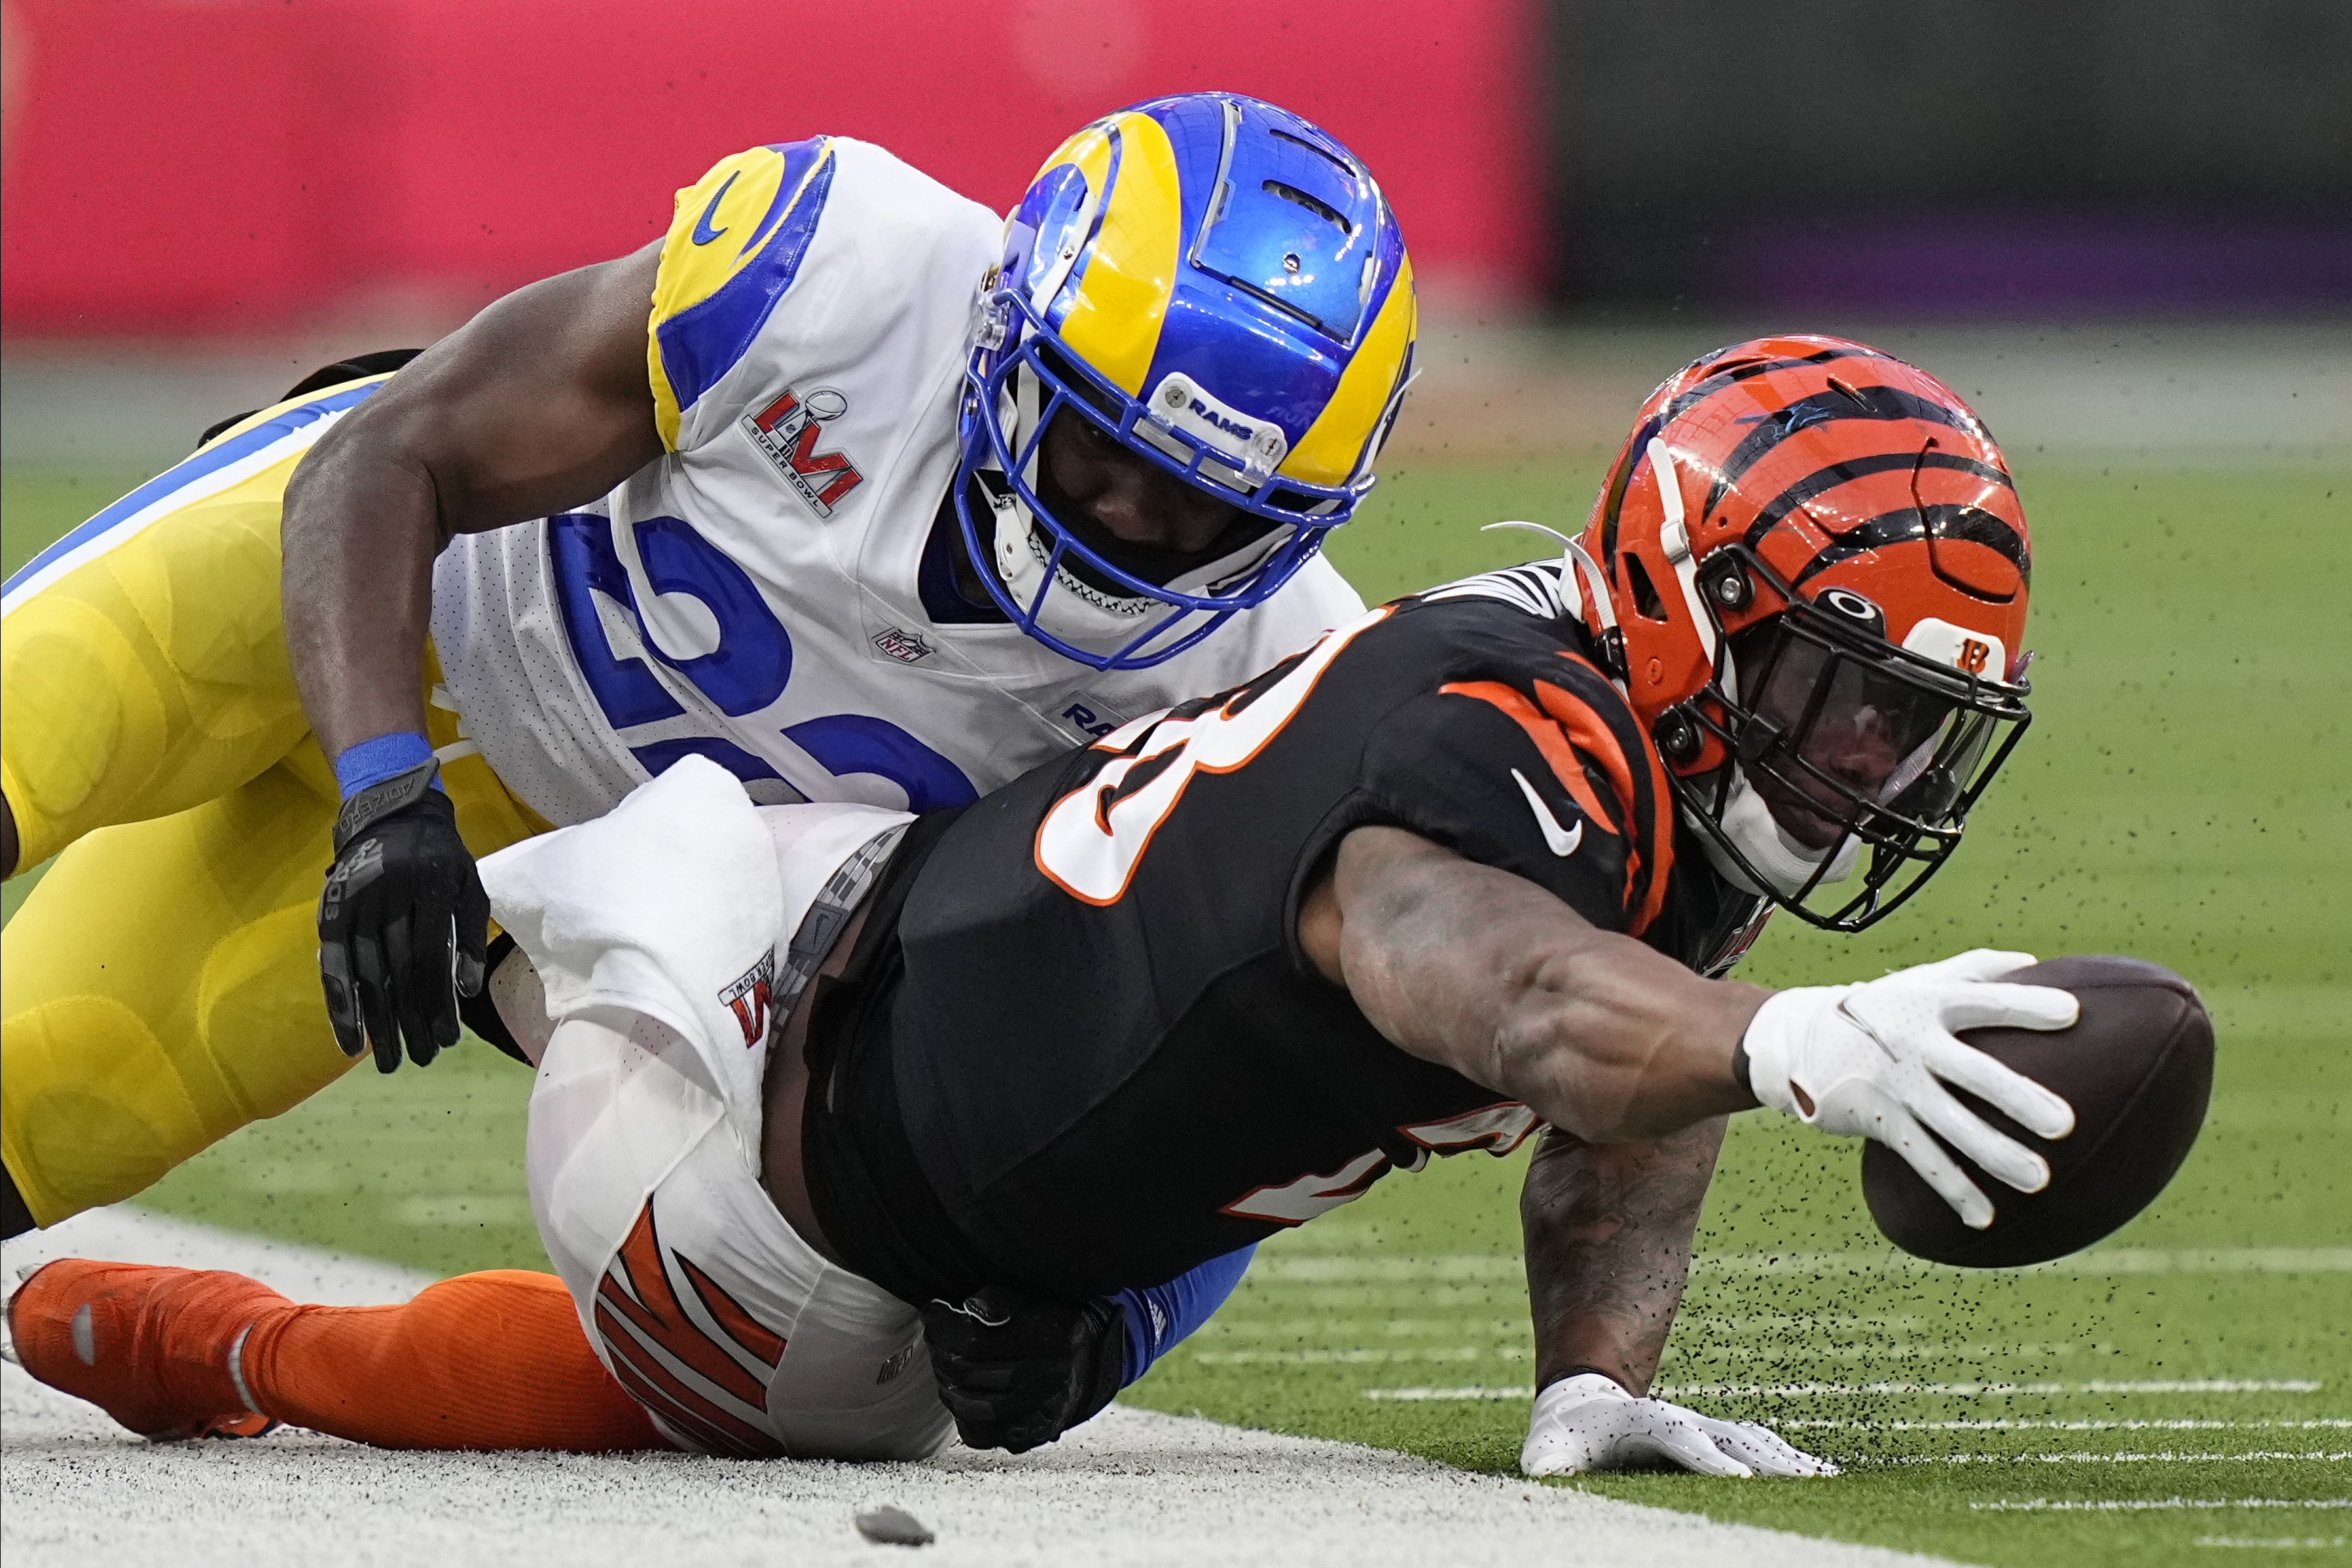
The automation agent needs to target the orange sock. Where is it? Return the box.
[240,1269,666,1452]
[11,1260,664,1452]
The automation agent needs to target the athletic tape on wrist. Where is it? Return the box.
[332,758,441,853]
[332,730,443,800]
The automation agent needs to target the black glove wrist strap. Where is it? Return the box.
[333,758,441,853]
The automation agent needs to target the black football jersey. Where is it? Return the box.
[803,563,1768,1302]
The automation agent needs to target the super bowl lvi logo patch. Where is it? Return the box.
[744,386,863,517]
[719,946,778,1048]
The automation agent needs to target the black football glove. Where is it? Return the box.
[317,759,490,1073]
[920,1286,1127,1454]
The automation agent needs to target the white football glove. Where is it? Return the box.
[1742,948,2078,1229]
[1519,1372,1836,1478]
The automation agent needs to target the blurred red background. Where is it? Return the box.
[0,0,1543,336]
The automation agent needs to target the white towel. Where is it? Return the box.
[479,754,785,1073]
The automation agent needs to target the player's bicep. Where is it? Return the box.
[1312,826,1599,1107]
[320,240,664,540]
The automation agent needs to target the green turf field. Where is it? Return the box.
[5,454,2347,1567]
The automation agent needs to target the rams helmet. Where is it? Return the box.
[959,93,1417,669]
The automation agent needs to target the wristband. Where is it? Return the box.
[332,758,441,853]
[1731,1039,1756,1099]
[331,730,442,801]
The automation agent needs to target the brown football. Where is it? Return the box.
[1861,954,2215,1268]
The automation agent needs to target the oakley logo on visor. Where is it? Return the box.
[1817,588,1886,635]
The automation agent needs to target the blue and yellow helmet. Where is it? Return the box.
[958,92,1417,669]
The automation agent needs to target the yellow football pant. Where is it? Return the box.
[1,383,549,1227]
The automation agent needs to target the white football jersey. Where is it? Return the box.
[433,136,1365,827]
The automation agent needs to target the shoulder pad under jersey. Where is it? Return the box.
[1415,559,1581,621]
[646,138,997,453]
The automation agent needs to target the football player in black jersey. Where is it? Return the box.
[791,336,2071,1473]
[10,338,2076,1480]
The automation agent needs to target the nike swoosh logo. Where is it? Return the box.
[691,171,739,246]
[1511,768,1583,857]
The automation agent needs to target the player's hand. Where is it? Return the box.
[1520,1372,1837,1478]
[1742,948,2078,1228]
[921,1286,1126,1453]
[317,760,490,1073]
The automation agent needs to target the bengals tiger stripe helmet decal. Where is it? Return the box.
[1569,334,2035,931]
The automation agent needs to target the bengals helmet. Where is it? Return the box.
[1568,335,2034,931]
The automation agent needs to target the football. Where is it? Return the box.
[1862,955,2215,1268]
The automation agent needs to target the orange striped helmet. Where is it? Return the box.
[1570,334,2034,931]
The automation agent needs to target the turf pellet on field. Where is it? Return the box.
[854,1505,935,1546]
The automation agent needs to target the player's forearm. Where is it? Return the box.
[282,440,443,758]
[1326,826,1763,1143]
[1519,1120,1724,1395]
[1500,939,1765,1143]
[280,247,664,760]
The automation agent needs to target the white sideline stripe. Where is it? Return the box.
[1974,1499,2352,1513]
[1249,1247,2352,1285]
[1781,1420,2352,1433]
[1365,1381,2325,1402]
[1,1209,1949,1568]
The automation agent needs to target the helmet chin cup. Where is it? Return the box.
[1693,769,1862,899]
[983,472,1163,654]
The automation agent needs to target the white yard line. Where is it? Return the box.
[1207,1342,2078,1366]
[1366,1381,2326,1401]
[1784,1421,2352,1433]
[1247,1247,2352,1285]
[1665,1382,2330,1398]
[1974,1499,2352,1513]
[1,1207,1951,1568]
[1867,1452,2352,1466]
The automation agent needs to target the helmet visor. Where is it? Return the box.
[1701,603,2030,929]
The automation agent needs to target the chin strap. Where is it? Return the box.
[1696,768,1864,899]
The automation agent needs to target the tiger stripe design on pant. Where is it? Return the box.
[592,1202,792,1459]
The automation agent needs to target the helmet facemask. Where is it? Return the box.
[1665,547,2033,932]
[957,282,1377,672]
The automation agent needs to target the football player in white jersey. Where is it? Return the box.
[1,94,1403,1234]
[7,88,1432,1446]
